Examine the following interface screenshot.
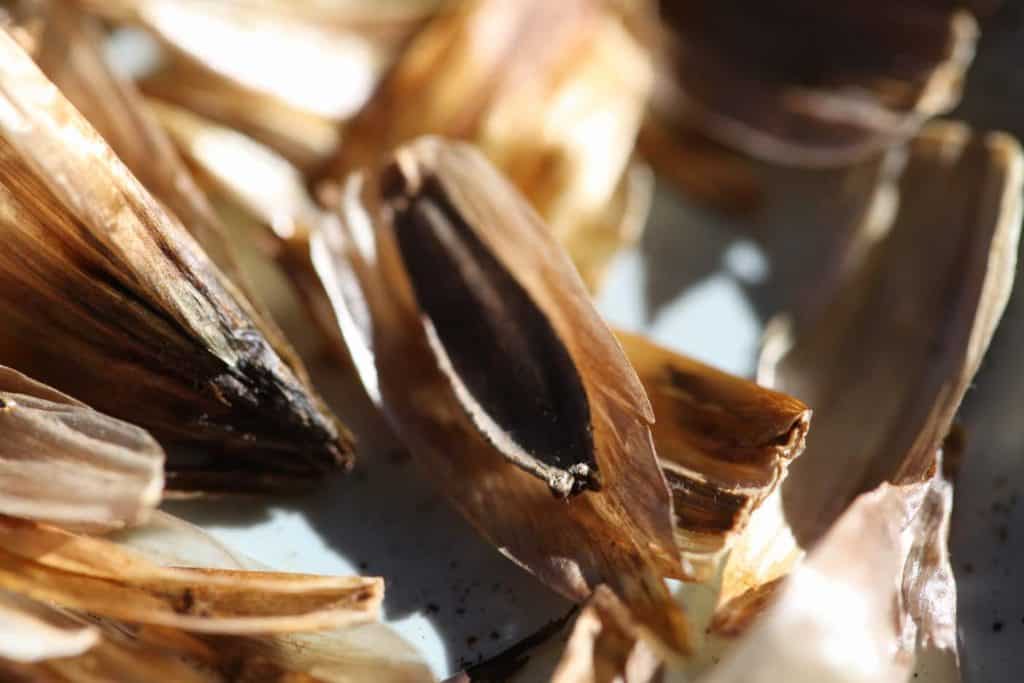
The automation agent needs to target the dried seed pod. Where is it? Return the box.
[0,30,352,491]
[656,0,978,166]
[317,0,655,289]
[617,332,810,580]
[0,365,163,531]
[718,122,1022,638]
[318,137,688,654]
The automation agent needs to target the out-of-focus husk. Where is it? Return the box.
[717,122,1022,642]
[655,1,978,166]
[316,136,688,655]
[0,365,163,531]
[86,0,436,172]
[317,0,654,289]
[0,29,353,491]
[616,331,810,580]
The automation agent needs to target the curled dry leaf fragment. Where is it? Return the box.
[617,331,810,580]
[316,136,688,654]
[0,29,352,491]
[656,0,978,166]
[317,0,655,289]
[718,122,1022,639]
[0,365,163,531]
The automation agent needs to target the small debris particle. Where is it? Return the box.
[425,603,440,614]
[490,630,500,640]
[963,562,975,574]
[993,621,1004,633]
[456,607,466,616]
[466,636,478,647]
[175,588,195,614]
[997,525,1009,542]
[358,561,369,571]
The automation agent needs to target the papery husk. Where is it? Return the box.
[88,0,434,172]
[656,0,978,166]
[689,475,954,683]
[0,516,382,633]
[0,512,434,683]
[0,28,352,490]
[616,331,810,581]
[317,0,654,289]
[0,365,163,531]
[716,122,1022,640]
[315,136,689,655]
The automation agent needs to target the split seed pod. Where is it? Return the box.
[0,365,163,532]
[315,136,688,654]
[0,30,352,491]
[317,0,655,289]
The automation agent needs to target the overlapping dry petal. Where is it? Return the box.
[0,29,352,491]
[318,0,654,288]
[0,365,163,531]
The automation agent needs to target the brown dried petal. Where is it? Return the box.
[318,0,653,288]
[320,137,688,654]
[617,331,809,579]
[0,29,352,488]
[0,365,163,531]
[658,1,978,166]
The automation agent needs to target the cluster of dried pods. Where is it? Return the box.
[0,0,1019,681]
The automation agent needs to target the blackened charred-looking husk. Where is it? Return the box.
[382,161,599,496]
